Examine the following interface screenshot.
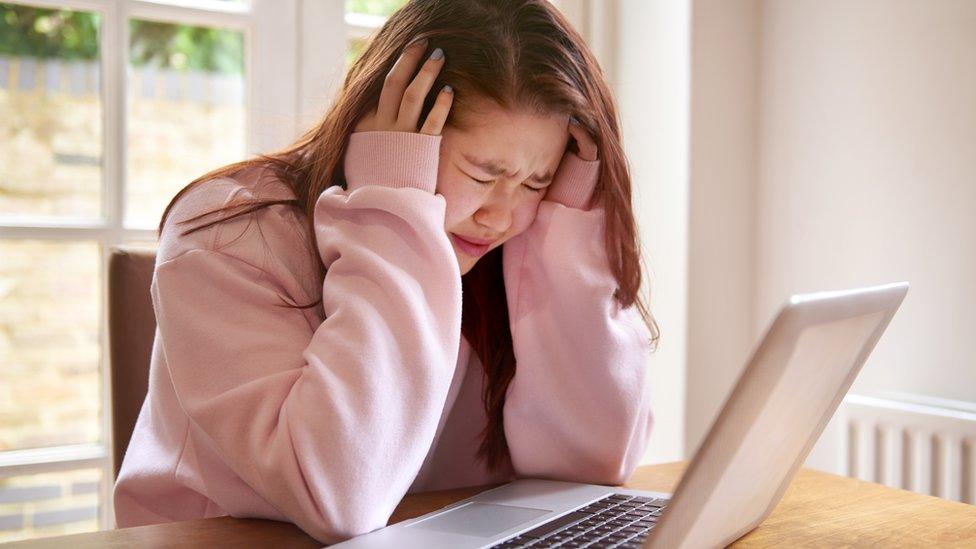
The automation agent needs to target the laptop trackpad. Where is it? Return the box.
[406,502,552,538]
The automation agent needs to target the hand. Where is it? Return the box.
[567,116,598,161]
[539,116,601,210]
[353,37,454,136]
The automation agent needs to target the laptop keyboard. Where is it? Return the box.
[488,493,668,548]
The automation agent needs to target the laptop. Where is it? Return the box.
[331,281,909,548]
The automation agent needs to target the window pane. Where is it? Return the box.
[0,240,102,451]
[346,0,407,17]
[348,37,367,68]
[126,20,245,230]
[0,468,101,542]
[0,4,102,221]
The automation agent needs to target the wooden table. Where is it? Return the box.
[6,461,976,548]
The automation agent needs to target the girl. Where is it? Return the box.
[113,0,659,544]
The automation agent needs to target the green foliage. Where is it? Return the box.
[129,20,243,74]
[0,4,100,61]
[348,38,367,66]
[0,3,243,74]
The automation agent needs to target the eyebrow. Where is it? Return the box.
[461,152,555,184]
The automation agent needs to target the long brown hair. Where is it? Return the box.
[158,0,659,474]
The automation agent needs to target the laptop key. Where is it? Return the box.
[594,496,621,503]
[628,496,657,503]
[638,499,667,509]
[519,511,590,539]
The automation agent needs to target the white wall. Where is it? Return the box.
[686,0,760,457]
[755,0,976,404]
[615,0,691,464]
[686,0,976,459]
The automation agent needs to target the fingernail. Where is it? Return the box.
[430,47,444,60]
[569,115,580,126]
[411,37,428,48]
[443,84,453,93]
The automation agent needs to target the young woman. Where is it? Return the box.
[113,0,659,544]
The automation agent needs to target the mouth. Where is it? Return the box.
[450,233,493,257]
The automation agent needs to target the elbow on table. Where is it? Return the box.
[587,454,643,487]
[281,503,395,546]
[577,414,656,486]
[508,412,654,487]
[510,446,643,488]
[516,463,634,488]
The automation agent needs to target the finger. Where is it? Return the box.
[377,38,428,126]
[398,47,446,131]
[419,85,454,135]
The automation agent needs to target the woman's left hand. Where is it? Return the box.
[568,116,598,162]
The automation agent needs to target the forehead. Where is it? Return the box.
[446,98,568,174]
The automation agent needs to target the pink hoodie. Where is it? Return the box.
[112,130,655,545]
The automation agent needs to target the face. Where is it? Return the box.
[437,97,570,275]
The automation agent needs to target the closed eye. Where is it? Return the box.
[469,176,545,193]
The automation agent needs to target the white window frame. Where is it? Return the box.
[0,0,306,531]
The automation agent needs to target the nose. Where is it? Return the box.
[472,188,517,235]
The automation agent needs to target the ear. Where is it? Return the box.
[565,115,580,154]
[567,134,580,156]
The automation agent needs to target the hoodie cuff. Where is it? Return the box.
[544,152,601,210]
[343,131,442,194]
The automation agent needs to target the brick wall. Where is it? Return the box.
[0,54,245,542]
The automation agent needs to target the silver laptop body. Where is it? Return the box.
[331,282,909,548]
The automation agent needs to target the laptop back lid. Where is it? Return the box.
[645,282,909,549]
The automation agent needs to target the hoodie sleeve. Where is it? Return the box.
[151,130,462,544]
[501,151,655,486]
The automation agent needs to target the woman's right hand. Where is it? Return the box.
[353,37,454,136]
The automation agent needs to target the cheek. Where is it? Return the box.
[509,201,539,235]
[439,181,484,228]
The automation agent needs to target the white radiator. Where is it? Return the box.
[837,394,976,504]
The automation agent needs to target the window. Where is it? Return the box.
[0,0,295,541]
[125,18,246,228]
[346,0,408,67]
